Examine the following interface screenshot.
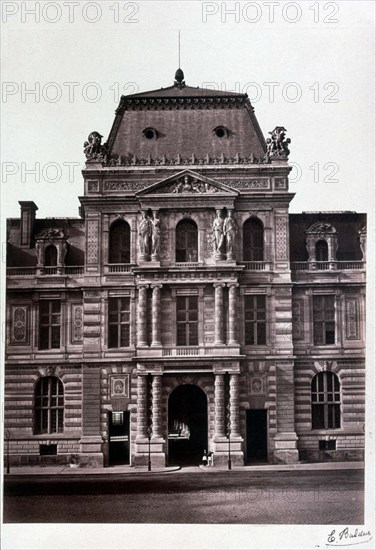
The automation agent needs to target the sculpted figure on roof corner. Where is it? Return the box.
[84,131,108,161]
[266,126,291,159]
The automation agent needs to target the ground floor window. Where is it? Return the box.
[311,371,341,429]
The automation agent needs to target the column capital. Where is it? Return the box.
[137,283,150,290]
[151,283,163,290]
[227,282,239,289]
[213,282,226,289]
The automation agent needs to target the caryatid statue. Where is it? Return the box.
[223,210,236,258]
[212,209,224,254]
[138,212,152,258]
[151,213,161,258]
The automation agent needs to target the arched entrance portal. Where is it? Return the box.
[168,384,208,466]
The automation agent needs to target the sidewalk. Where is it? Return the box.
[3,461,364,478]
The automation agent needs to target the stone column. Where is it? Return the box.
[227,283,238,345]
[151,375,163,439]
[137,285,148,346]
[214,374,226,438]
[151,284,162,347]
[214,283,225,345]
[136,375,148,439]
[229,374,241,438]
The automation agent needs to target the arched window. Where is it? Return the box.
[109,220,131,264]
[45,245,58,266]
[34,376,64,434]
[316,240,328,262]
[176,219,198,262]
[311,371,341,429]
[243,218,264,261]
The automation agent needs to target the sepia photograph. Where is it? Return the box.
[1,1,375,549]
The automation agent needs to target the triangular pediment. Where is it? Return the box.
[136,170,238,197]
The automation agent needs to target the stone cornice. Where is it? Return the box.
[116,95,248,113]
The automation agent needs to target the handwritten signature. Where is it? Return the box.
[327,527,373,547]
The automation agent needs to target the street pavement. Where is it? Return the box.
[3,462,364,524]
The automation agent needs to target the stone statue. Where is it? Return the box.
[267,126,291,159]
[212,210,224,253]
[83,131,108,161]
[223,211,236,256]
[151,215,161,256]
[138,212,152,256]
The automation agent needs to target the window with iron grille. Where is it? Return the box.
[108,297,131,348]
[176,220,198,262]
[244,295,266,345]
[311,371,341,429]
[39,300,61,350]
[176,296,198,346]
[313,295,335,345]
[34,377,64,434]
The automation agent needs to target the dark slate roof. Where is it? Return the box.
[7,218,85,267]
[106,81,266,161]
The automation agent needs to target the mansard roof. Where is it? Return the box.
[105,75,266,163]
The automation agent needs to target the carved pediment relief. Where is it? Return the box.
[36,228,67,241]
[136,170,238,197]
[306,222,336,235]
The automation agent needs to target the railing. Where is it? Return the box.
[106,264,133,273]
[7,266,84,276]
[174,262,200,268]
[65,266,85,275]
[6,267,36,276]
[242,261,271,271]
[162,346,239,357]
[163,347,201,356]
[291,261,365,271]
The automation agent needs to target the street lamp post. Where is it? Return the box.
[227,427,232,470]
[5,430,11,474]
[147,426,152,472]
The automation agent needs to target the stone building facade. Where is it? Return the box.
[5,71,366,467]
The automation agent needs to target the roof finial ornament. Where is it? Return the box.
[174,30,186,88]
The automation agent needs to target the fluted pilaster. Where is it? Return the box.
[228,283,238,345]
[136,375,148,439]
[151,375,163,439]
[229,374,241,437]
[151,285,162,347]
[214,283,225,345]
[214,374,226,438]
[137,285,148,346]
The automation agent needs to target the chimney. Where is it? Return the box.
[19,201,38,248]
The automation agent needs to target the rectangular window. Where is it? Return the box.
[244,295,266,345]
[313,295,335,345]
[39,300,61,350]
[108,297,131,348]
[34,377,64,434]
[176,296,198,346]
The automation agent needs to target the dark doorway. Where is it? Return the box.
[168,384,207,466]
[108,411,130,466]
[246,409,268,463]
